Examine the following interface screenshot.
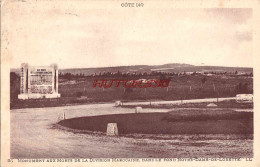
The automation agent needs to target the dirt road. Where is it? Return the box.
[11,102,253,158]
[123,97,236,105]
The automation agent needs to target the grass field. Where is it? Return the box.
[58,74,253,100]
[10,72,253,109]
[58,109,253,135]
[121,100,253,109]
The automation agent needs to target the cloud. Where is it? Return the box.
[204,8,252,24]
[235,31,252,42]
[4,1,253,68]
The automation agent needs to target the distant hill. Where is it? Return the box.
[11,63,253,76]
[59,63,195,75]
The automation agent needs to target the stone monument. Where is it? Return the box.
[18,63,61,99]
[106,123,119,136]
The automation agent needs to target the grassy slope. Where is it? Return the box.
[58,109,253,135]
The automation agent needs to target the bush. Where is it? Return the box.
[76,92,83,97]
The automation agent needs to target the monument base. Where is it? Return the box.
[18,93,61,100]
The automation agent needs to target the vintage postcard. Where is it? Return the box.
[1,0,260,167]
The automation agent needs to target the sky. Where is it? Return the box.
[3,1,253,69]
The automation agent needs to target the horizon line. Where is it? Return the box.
[10,63,253,70]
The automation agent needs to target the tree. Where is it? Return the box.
[235,82,249,94]
[76,91,83,98]
[10,72,20,100]
[201,76,207,84]
[201,76,207,89]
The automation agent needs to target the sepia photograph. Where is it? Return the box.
[1,0,260,167]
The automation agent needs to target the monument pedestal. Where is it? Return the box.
[18,93,60,99]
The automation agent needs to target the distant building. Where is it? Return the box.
[237,72,247,75]
[236,94,253,103]
[185,72,194,75]
[18,63,60,99]
[115,101,122,107]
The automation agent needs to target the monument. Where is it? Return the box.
[18,63,61,99]
[106,123,119,136]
